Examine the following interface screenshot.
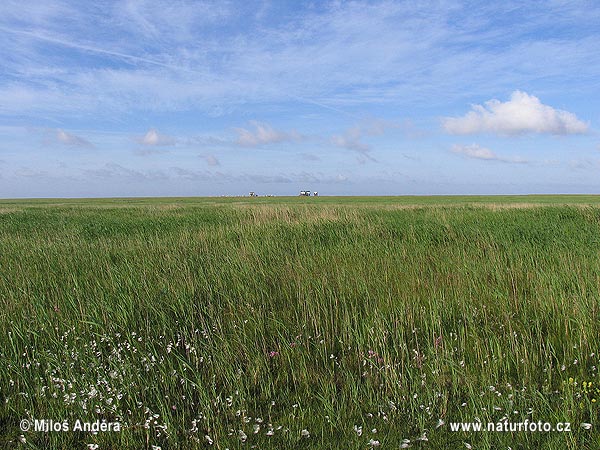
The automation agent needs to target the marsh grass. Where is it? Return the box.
[1,197,599,449]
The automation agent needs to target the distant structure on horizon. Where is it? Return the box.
[299,190,311,196]
[249,191,258,197]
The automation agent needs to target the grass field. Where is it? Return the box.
[1,195,599,449]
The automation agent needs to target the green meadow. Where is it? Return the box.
[1,195,599,449]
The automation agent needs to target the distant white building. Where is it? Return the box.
[299,190,311,196]
[313,191,318,196]
[249,191,257,197]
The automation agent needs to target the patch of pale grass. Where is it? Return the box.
[240,205,357,225]
[475,202,598,210]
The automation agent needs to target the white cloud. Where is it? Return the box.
[202,154,220,166]
[2,3,600,120]
[167,167,348,184]
[331,120,410,161]
[235,121,301,147]
[362,118,421,137]
[134,148,167,156]
[451,144,497,160]
[569,158,600,170]
[85,162,167,181]
[330,126,370,153]
[443,91,588,136]
[138,128,176,146]
[330,119,412,156]
[14,168,48,178]
[116,0,232,42]
[55,129,94,148]
[451,143,529,164]
[300,153,320,161]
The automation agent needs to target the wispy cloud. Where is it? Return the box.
[300,153,320,161]
[451,143,497,160]
[85,162,168,181]
[2,2,600,196]
[451,143,528,164]
[362,118,424,137]
[116,0,232,42]
[133,148,168,156]
[443,91,588,136]
[137,128,176,146]
[201,154,220,166]
[54,128,94,148]
[235,121,301,147]
[81,163,350,186]
[331,126,370,154]
[2,3,600,119]
[0,25,185,71]
[14,168,49,178]
[330,119,411,161]
[568,158,600,171]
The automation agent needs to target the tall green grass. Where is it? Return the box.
[1,198,599,449]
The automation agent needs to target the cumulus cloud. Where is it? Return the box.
[55,129,94,148]
[443,91,588,136]
[138,128,176,146]
[451,144,528,164]
[235,121,301,147]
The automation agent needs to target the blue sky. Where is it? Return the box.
[1,0,599,197]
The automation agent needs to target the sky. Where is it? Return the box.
[1,0,600,197]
